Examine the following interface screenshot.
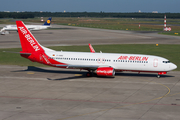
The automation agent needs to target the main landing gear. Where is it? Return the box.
[0,30,9,35]
[86,70,94,77]
[86,72,92,77]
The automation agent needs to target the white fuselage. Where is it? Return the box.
[15,20,177,77]
[44,49,177,73]
[1,25,50,31]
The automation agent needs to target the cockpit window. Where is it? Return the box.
[163,61,171,63]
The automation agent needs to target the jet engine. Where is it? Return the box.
[95,67,115,76]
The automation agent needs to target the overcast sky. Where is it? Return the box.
[1,0,179,13]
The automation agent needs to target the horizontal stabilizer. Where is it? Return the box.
[20,53,32,55]
[3,51,31,55]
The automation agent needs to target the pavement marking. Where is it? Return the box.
[0,74,177,120]
[27,72,35,74]
[1,94,179,106]
[0,76,179,120]
[0,76,45,81]
[57,80,172,120]
[74,74,83,76]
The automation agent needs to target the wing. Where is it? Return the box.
[52,64,111,70]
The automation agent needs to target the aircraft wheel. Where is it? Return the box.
[157,75,160,78]
[86,72,93,77]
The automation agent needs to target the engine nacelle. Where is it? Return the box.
[95,67,115,76]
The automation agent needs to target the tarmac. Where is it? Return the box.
[0,24,180,49]
[0,24,180,120]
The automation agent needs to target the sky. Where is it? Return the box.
[0,0,180,13]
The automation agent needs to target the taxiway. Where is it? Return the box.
[0,65,180,120]
[0,24,180,48]
[0,25,180,120]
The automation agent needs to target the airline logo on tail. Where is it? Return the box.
[18,26,40,52]
[47,20,51,24]
[43,17,52,26]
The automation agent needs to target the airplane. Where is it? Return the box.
[0,17,52,34]
[15,21,177,78]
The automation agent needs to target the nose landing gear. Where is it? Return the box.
[157,72,167,78]
[157,75,160,78]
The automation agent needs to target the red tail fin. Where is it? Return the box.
[16,21,43,53]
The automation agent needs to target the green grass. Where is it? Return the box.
[75,23,162,31]
[0,44,179,71]
[1,17,180,35]
[159,32,180,36]
[54,17,180,32]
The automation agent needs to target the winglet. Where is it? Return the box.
[88,43,95,53]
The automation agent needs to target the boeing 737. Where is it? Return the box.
[15,21,177,78]
[1,17,52,34]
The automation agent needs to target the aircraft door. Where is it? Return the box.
[153,59,158,67]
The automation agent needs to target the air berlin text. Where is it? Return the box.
[118,56,149,61]
[18,27,40,51]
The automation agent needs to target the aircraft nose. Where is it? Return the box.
[171,63,177,70]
